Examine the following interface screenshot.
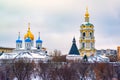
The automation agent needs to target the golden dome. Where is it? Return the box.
[24,23,34,40]
[85,7,89,17]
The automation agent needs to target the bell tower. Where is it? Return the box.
[79,7,96,56]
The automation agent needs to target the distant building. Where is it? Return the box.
[117,46,120,60]
[96,49,117,56]
[0,47,15,53]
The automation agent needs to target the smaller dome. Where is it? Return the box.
[16,32,22,43]
[36,39,42,43]
[36,32,43,43]
[25,37,31,42]
[24,23,34,40]
[16,39,22,43]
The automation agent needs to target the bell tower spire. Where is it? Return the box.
[85,7,89,22]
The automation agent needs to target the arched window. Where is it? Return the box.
[82,43,85,48]
[90,32,92,37]
[37,46,40,49]
[18,44,19,47]
[91,43,93,48]
[83,32,86,37]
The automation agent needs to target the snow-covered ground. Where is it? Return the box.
[0,51,49,62]
[13,76,41,80]
[66,54,110,62]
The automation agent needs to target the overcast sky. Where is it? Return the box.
[0,0,120,54]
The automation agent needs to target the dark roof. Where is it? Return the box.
[69,37,80,55]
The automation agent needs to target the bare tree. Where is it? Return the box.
[12,58,34,80]
[52,55,66,62]
[114,62,120,80]
[53,49,61,57]
[0,59,15,80]
[107,55,118,62]
[94,63,116,80]
[37,62,50,80]
[72,62,90,80]
[48,63,78,80]
[51,49,66,62]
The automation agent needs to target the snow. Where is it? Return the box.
[31,53,47,59]
[66,54,110,62]
[66,55,82,61]
[15,52,33,59]
[0,51,49,62]
[0,52,17,59]
[31,47,37,50]
[13,76,42,80]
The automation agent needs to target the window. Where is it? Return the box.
[83,32,85,36]
[82,43,85,48]
[91,43,93,48]
[90,33,92,37]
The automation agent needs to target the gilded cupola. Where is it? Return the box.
[24,23,34,40]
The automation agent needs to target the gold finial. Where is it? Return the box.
[24,22,34,40]
[85,7,89,17]
[28,22,30,31]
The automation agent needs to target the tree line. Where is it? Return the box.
[0,58,120,80]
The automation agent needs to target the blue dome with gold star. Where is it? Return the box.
[25,37,31,42]
[36,32,42,43]
[36,37,42,43]
[16,39,22,43]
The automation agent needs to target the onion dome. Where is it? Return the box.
[36,32,43,43]
[16,32,22,43]
[24,23,34,40]
[85,7,89,17]
[25,37,31,42]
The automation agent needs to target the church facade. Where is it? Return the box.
[15,23,46,53]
